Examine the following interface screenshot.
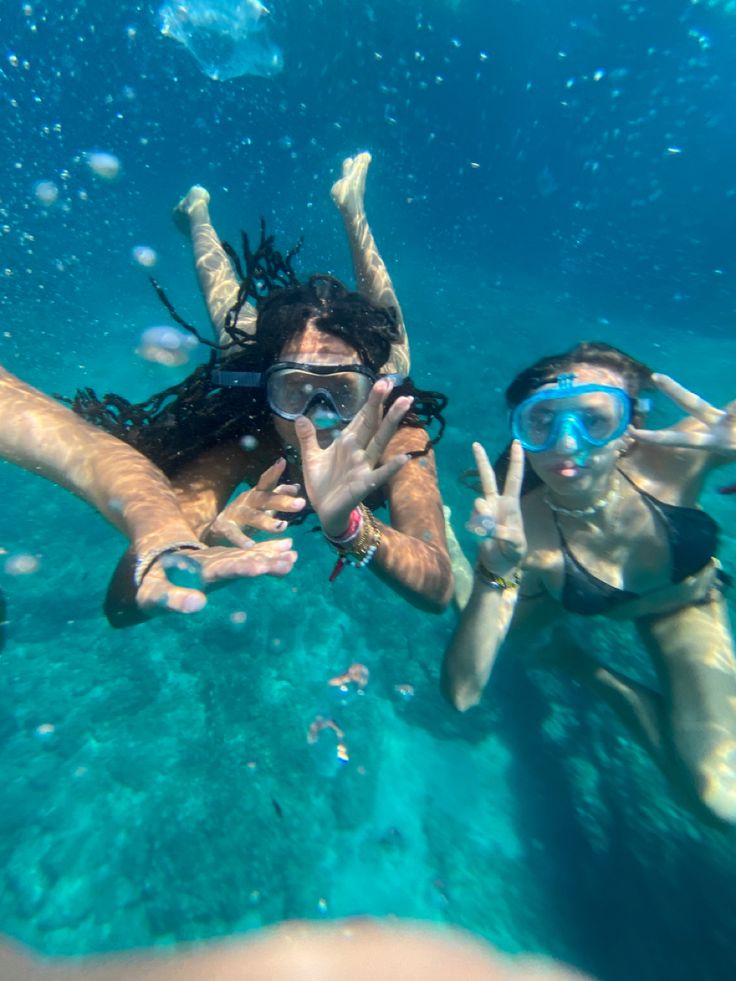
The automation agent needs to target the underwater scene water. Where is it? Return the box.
[2,0,736,977]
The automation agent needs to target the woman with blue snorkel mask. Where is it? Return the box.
[443,341,736,825]
[74,156,452,623]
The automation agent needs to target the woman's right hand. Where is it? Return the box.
[203,458,306,548]
[468,440,527,576]
[294,377,412,538]
[135,539,297,616]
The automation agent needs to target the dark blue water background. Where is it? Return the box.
[2,2,736,978]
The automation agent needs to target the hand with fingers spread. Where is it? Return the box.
[632,373,736,454]
[470,440,527,577]
[135,539,298,616]
[203,458,306,548]
[294,378,412,538]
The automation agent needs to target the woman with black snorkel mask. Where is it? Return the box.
[75,156,452,624]
[443,341,736,825]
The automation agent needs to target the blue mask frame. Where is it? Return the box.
[511,377,632,452]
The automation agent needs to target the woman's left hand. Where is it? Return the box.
[294,378,412,538]
[631,373,736,454]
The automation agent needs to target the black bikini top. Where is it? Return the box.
[554,470,719,616]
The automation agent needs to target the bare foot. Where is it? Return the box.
[331,152,371,215]
[173,184,210,235]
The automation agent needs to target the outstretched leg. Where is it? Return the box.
[331,154,410,377]
[545,633,670,772]
[521,606,736,826]
[174,186,257,347]
[636,594,736,825]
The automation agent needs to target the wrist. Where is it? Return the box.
[475,559,521,592]
[326,505,383,581]
[321,502,358,541]
[134,541,206,589]
[133,521,202,559]
[478,547,523,580]
[324,507,363,545]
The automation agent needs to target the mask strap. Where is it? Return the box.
[556,372,576,389]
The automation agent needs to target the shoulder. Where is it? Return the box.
[619,444,706,504]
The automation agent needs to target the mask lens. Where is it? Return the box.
[266,367,373,420]
[577,397,624,441]
[519,403,556,449]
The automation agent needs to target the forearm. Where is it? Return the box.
[0,368,198,553]
[370,520,453,613]
[172,481,229,539]
[89,452,202,557]
[441,577,519,710]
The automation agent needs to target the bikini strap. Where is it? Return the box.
[616,466,662,519]
[616,467,642,492]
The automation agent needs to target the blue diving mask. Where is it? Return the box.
[511,374,632,453]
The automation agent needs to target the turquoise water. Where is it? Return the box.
[3,2,736,978]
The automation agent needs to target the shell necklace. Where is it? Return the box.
[544,476,619,520]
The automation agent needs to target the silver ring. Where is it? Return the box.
[465,512,496,538]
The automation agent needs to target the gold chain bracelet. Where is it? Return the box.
[474,561,521,591]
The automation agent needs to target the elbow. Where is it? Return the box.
[424,558,455,614]
[423,589,453,615]
[440,669,481,713]
[398,563,454,614]
[447,688,481,713]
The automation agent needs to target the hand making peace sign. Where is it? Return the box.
[470,440,527,577]
[631,373,736,454]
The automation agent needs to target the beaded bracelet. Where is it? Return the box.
[134,541,206,588]
[474,561,521,591]
[328,504,382,582]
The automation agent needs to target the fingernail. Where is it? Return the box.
[292,497,306,509]
[182,594,206,613]
[276,520,288,531]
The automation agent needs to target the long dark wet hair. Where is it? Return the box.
[62,227,447,476]
[463,341,654,495]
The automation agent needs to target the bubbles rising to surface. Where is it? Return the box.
[158,0,283,81]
